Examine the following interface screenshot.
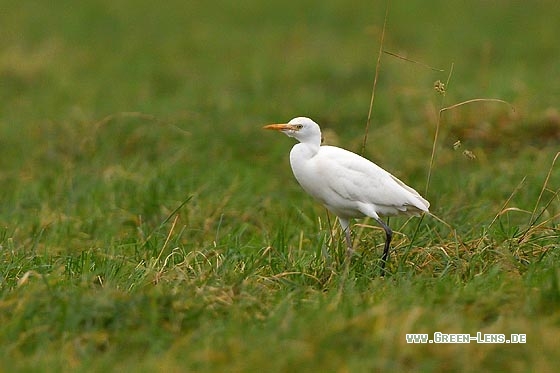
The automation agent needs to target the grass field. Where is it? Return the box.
[1,0,559,371]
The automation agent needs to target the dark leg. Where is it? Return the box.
[374,217,393,273]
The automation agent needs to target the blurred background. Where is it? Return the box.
[2,0,558,238]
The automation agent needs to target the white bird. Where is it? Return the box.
[263,117,430,271]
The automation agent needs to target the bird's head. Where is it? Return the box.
[263,117,321,146]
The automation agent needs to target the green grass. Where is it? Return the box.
[1,0,559,371]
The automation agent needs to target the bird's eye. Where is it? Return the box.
[295,124,303,129]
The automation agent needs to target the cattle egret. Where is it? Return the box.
[263,117,430,271]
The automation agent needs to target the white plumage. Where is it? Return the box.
[264,117,429,270]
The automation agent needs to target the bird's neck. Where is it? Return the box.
[290,142,320,160]
[301,137,321,149]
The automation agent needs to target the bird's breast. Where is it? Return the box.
[289,146,364,218]
[289,146,325,198]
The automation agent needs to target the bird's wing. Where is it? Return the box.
[314,146,429,216]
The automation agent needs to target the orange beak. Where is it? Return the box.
[263,123,297,131]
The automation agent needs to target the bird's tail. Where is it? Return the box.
[390,174,430,214]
